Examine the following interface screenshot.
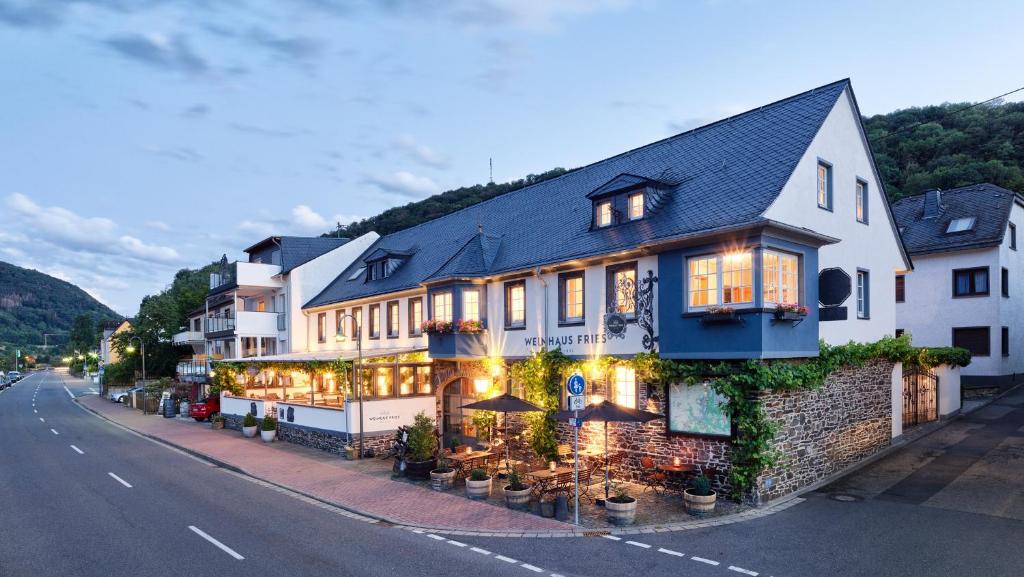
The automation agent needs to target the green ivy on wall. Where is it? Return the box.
[510,348,575,462]
[209,359,353,397]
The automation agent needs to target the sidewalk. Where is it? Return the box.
[78,395,570,534]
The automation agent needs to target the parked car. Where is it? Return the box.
[7,371,21,383]
[0,375,9,390]
[190,394,220,422]
[110,386,142,403]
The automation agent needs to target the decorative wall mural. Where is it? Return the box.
[667,381,730,437]
[638,270,658,351]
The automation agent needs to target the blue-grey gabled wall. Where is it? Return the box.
[657,234,820,360]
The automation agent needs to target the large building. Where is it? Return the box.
[893,183,1024,390]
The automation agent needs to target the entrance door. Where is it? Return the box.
[903,368,938,427]
[442,378,478,448]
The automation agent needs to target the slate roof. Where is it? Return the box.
[244,236,352,274]
[891,183,1020,255]
[306,79,852,309]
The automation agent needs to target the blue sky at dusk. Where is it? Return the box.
[2,0,1022,315]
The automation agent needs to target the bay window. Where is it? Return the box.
[433,292,452,323]
[687,251,752,309]
[762,250,799,305]
[462,289,480,322]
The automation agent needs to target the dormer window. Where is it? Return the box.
[367,259,389,281]
[946,217,976,234]
[596,202,613,228]
[628,192,644,220]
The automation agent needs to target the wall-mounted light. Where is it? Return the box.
[473,378,490,394]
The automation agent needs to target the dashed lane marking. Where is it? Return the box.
[658,548,685,557]
[188,526,245,560]
[447,540,467,547]
[521,563,544,573]
[692,557,720,566]
[470,547,491,555]
[39,417,44,422]
[70,445,84,455]
[50,428,59,435]
[728,567,759,576]
[108,472,133,488]
[495,555,517,564]
[601,535,621,541]
[426,534,445,541]
[626,541,651,549]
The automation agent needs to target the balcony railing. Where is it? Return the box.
[205,316,236,334]
[171,330,204,346]
[209,262,237,291]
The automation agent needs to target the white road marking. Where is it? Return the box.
[108,472,133,488]
[50,428,59,435]
[626,541,651,549]
[33,409,37,413]
[728,567,759,576]
[692,557,720,566]
[551,574,565,577]
[70,445,84,455]
[63,386,74,398]
[521,563,544,573]
[658,548,685,557]
[495,555,517,563]
[601,535,621,541]
[470,547,491,555]
[188,526,245,560]
[39,417,45,422]
[426,534,445,541]
[447,540,467,547]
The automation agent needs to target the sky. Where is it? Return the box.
[2,0,1023,316]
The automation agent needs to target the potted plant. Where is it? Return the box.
[683,475,717,515]
[345,445,358,460]
[701,305,739,324]
[211,415,225,430]
[260,412,278,443]
[404,412,438,480]
[606,483,637,526]
[242,413,258,438]
[456,319,484,334]
[773,302,809,321]
[503,469,532,510]
[465,468,492,500]
[430,452,456,491]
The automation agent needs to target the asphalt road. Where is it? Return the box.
[2,372,1023,577]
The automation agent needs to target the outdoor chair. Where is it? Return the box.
[639,456,667,494]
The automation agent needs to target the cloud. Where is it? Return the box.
[143,145,204,162]
[396,135,451,170]
[182,104,210,118]
[102,33,209,76]
[364,171,441,198]
[0,2,61,29]
[245,27,324,62]
[145,220,171,232]
[118,235,182,263]
[292,204,329,230]
[228,122,309,138]
[237,205,364,238]
[6,192,116,251]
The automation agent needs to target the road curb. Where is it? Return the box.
[74,396,802,537]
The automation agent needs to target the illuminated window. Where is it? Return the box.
[433,292,452,323]
[856,179,868,223]
[505,281,525,328]
[409,297,423,336]
[375,367,393,397]
[317,312,326,343]
[628,192,644,220]
[762,250,800,305]
[559,271,585,323]
[399,367,415,396]
[817,161,832,209]
[369,304,381,338]
[688,251,753,309]
[462,289,480,322]
[596,201,613,227]
[607,263,637,316]
[387,301,400,338]
[612,366,636,408]
[335,309,346,338]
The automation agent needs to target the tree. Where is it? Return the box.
[68,314,96,353]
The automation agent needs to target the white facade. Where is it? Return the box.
[897,200,1024,381]
[764,87,909,345]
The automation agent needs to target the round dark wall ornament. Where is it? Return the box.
[819,268,852,307]
[604,313,627,337]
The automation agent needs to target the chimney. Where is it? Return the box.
[923,189,943,219]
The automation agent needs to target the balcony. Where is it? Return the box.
[237,311,281,336]
[210,261,283,293]
[171,330,204,346]
[427,331,489,359]
[205,316,236,335]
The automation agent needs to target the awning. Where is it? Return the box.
[230,347,427,364]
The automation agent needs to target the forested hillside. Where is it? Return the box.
[328,100,1024,239]
[0,260,119,351]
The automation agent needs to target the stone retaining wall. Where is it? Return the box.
[224,413,392,458]
[752,360,895,503]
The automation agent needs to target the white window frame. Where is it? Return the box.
[628,192,644,220]
[817,161,832,210]
[762,250,800,306]
[462,289,480,322]
[855,179,868,224]
[433,292,453,323]
[686,251,754,311]
[856,270,869,319]
[596,201,613,228]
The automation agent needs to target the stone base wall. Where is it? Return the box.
[555,381,732,492]
[752,360,895,503]
[278,423,348,455]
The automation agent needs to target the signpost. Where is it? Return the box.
[566,372,586,525]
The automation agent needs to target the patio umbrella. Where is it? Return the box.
[554,400,663,502]
[460,394,544,466]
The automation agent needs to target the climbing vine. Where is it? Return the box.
[510,348,575,461]
[209,359,353,397]
[633,335,970,498]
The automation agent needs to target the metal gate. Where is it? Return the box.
[903,367,938,427]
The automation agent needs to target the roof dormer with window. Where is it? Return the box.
[587,173,669,230]
[362,247,414,282]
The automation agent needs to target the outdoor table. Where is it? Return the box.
[524,466,574,500]
[448,451,494,480]
[657,463,696,493]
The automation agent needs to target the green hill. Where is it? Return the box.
[330,100,1024,239]
[0,260,119,352]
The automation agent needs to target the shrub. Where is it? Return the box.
[689,475,713,497]
[406,411,438,462]
[506,470,527,491]
[212,415,225,423]
[261,413,278,431]
[608,482,634,503]
[243,413,257,427]
[469,468,489,481]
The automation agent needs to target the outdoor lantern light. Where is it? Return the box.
[125,345,136,354]
[335,333,345,343]
[549,461,557,472]
[674,457,681,467]
[473,378,490,394]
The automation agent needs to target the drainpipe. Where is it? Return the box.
[534,267,548,344]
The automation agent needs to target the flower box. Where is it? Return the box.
[700,307,740,324]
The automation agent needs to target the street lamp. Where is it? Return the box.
[125,336,147,414]
[335,314,363,459]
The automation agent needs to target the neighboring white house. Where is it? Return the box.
[99,319,131,366]
[893,183,1024,390]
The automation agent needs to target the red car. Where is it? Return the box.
[190,394,220,422]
